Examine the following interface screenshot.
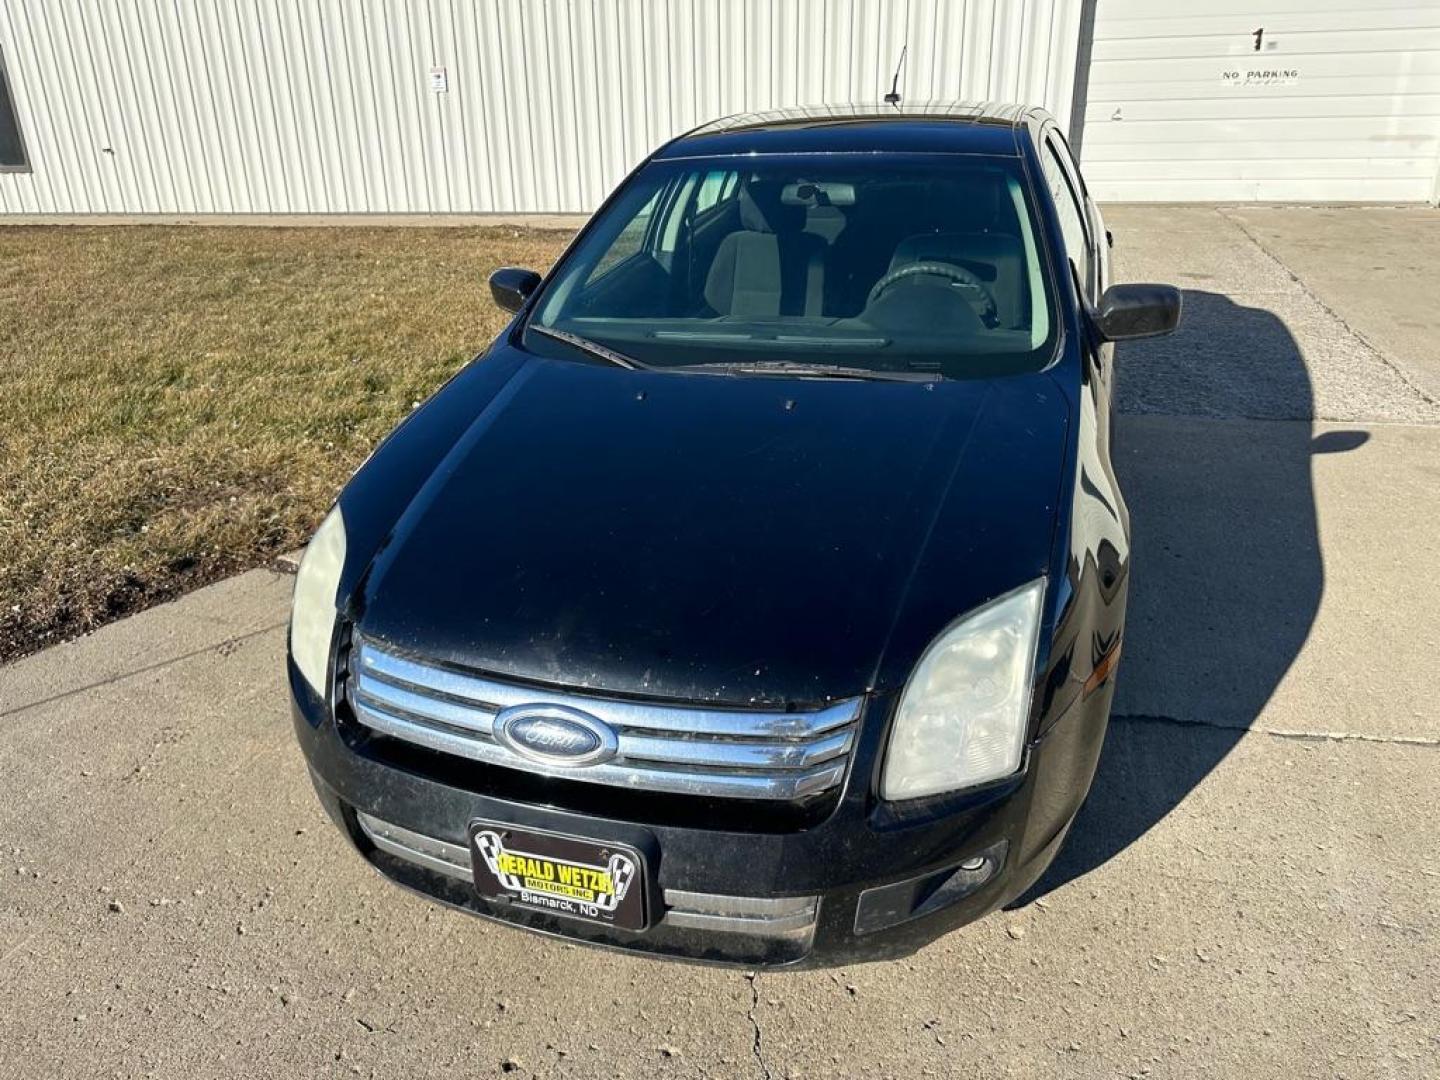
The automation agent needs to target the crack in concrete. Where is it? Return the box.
[1112,713,1438,748]
[1216,206,1440,413]
[0,621,287,719]
[745,972,773,1080]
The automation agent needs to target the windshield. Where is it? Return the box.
[527,155,1056,378]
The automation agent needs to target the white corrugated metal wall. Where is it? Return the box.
[0,0,1082,215]
[1077,0,1440,202]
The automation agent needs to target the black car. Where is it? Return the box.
[288,102,1179,968]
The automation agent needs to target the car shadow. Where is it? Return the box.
[1018,289,1368,903]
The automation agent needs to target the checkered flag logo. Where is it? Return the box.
[474,830,522,889]
[595,852,636,912]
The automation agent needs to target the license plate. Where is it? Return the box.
[469,821,649,932]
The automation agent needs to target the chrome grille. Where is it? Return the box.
[355,812,819,943]
[345,635,861,801]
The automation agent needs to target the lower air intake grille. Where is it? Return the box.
[355,811,819,943]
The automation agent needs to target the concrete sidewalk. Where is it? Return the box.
[2,207,1438,1079]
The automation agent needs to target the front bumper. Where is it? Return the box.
[293,666,1113,968]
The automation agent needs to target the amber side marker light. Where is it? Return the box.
[1083,640,1123,697]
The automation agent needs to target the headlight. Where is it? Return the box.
[289,505,347,698]
[880,579,1046,801]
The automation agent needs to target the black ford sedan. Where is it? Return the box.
[289,102,1179,967]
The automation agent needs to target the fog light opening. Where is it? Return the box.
[854,839,1009,935]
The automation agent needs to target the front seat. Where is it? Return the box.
[704,181,826,317]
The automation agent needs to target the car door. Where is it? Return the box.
[1039,124,1129,708]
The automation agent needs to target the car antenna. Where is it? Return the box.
[884,45,907,107]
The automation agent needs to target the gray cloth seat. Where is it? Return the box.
[704,182,826,317]
[885,232,1027,328]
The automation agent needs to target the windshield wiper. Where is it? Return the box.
[681,361,935,383]
[530,325,649,370]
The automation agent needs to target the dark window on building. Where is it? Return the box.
[0,47,29,171]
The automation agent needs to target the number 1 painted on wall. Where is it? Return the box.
[1253,27,1264,51]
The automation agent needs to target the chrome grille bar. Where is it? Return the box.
[347,636,860,801]
[355,812,819,942]
[355,640,859,738]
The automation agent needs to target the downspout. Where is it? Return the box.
[1066,0,1099,161]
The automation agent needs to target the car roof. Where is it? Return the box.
[655,101,1048,161]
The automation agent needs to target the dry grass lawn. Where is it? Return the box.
[0,224,573,660]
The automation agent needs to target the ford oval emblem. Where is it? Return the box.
[494,704,619,767]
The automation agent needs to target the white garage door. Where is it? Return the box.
[1079,0,1440,202]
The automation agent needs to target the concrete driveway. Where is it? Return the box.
[2,206,1437,1080]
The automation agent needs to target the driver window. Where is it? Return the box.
[1041,138,1093,298]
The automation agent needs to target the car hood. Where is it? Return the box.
[355,350,1070,705]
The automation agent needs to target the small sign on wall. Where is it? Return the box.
[429,67,448,93]
[1221,68,1299,86]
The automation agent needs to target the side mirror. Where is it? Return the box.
[1091,283,1182,341]
[489,267,542,313]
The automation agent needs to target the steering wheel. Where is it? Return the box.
[866,262,998,326]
